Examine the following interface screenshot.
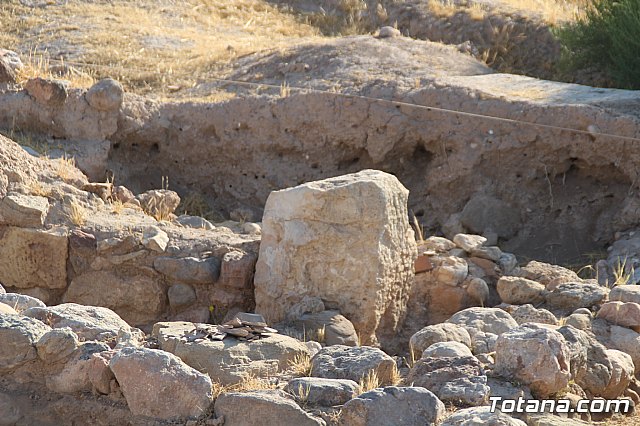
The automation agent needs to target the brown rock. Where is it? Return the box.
[415,254,433,273]
[0,226,68,289]
[24,77,68,105]
[64,270,165,326]
[109,347,213,419]
[597,301,640,329]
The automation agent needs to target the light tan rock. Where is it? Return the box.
[453,234,486,252]
[601,349,634,399]
[110,347,213,420]
[310,345,396,385]
[340,386,445,426]
[409,323,472,359]
[0,303,17,315]
[0,226,68,289]
[0,193,48,227]
[431,256,468,286]
[419,236,456,253]
[64,270,165,326]
[597,301,640,329]
[494,325,571,398]
[154,322,309,385]
[520,261,581,290]
[254,170,417,346]
[141,226,169,252]
[0,315,50,373]
[497,276,545,305]
[215,390,324,426]
[24,303,134,343]
[610,285,640,304]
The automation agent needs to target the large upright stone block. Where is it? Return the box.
[254,170,417,346]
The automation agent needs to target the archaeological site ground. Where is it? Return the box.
[1,0,640,425]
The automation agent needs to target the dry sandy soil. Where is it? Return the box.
[1,0,589,100]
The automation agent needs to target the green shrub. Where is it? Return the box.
[555,0,640,89]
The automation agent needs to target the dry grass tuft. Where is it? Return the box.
[111,199,125,215]
[54,155,76,182]
[67,199,86,227]
[388,363,402,386]
[0,0,319,99]
[613,257,634,286]
[358,369,381,394]
[288,353,312,377]
[211,374,276,399]
[427,0,584,24]
[27,180,51,197]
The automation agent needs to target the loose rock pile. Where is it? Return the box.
[163,312,278,343]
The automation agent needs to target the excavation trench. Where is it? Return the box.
[2,36,640,268]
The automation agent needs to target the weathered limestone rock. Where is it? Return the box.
[255,170,417,346]
[287,296,326,321]
[594,321,640,374]
[431,256,468,286]
[422,341,473,359]
[409,323,472,358]
[297,310,359,346]
[136,189,181,217]
[167,283,197,311]
[501,304,558,326]
[0,293,45,313]
[36,327,79,364]
[0,315,50,373]
[545,282,609,311]
[175,214,215,230]
[566,312,592,331]
[406,355,489,406]
[154,322,309,385]
[340,387,446,426]
[24,77,68,106]
[408,270,477,326]
[0,193,49,227]
[45,342,110,394]
[497,276,545,305]
[85,78,124,111]
[447,307,518,335]
[0,303,17,315]
[442,407,527,426]
[310,345,396,385]
[558,325,612,398]
[0,226,68,289]
[110,347,213,420]
[154,256,221,284]
[597,301,640,329]
[64,270,165,325]
[420,236,456,253]
[610,285,640,304]
[453,234,486,252]
[24,303,133,343]
[521,260,582,290]
[141,226,169,252]
[494,325,571,397]
[285,377,359,406]
[446,307,518,353]
[214,390,324,426]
